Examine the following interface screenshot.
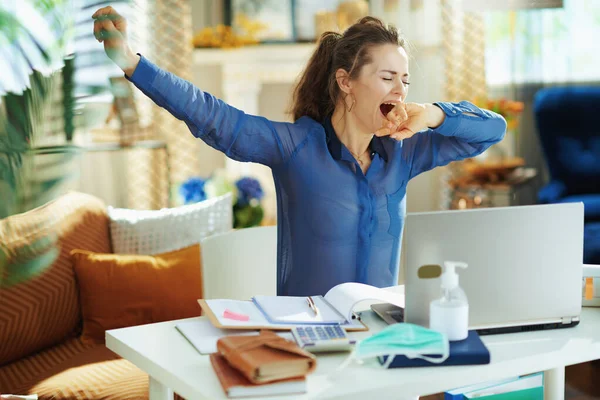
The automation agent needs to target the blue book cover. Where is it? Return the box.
[379,330,490,368]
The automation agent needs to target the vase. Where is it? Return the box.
[474,129,516,163]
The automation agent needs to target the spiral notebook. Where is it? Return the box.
[199,282,404,332]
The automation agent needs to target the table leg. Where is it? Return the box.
[544,366,565,400]
[149,376,173,400]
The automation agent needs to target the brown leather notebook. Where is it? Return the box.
[210,353,306,398]
[216,330,317,384]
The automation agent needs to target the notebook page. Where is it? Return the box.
[324,283,405,321]
[252,295,347,324]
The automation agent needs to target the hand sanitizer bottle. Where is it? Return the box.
[429,261,469,341]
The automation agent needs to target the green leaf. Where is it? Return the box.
[233,204,264,229]
[0,236,60,288]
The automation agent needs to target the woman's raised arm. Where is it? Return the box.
[93,6,306,168]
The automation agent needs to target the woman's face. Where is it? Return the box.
[347,44,410,133]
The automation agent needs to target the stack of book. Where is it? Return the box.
[210,330,317,398]
[445,373,543,399]
[380,330,491,368]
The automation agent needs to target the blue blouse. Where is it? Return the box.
[127,55,506,296]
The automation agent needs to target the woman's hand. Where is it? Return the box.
[92,6,139,76]
[375,103,446,140]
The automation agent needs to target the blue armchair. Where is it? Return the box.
[534,86,600,264]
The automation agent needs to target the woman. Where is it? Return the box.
[93,7,506,296]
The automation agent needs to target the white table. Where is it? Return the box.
[106,292,600,400]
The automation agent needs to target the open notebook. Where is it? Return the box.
[198,282,404,332]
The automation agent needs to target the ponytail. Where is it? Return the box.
[291,31,341,122]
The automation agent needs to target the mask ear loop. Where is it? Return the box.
[382,354,396,368]
[334,347,360,374]
[410,339,450,364]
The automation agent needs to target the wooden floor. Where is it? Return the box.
[420,361,600,400]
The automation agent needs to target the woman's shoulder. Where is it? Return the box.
[293,115,325,131]
[271,115,325,139]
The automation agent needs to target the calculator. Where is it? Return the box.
[291,325,356,353]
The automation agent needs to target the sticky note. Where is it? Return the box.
[585,277,594,300]
[223,309,250,321]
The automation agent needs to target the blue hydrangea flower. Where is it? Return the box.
[179,177,207,204]
[235,177,264,207]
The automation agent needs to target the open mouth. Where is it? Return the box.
[380,103,395,117]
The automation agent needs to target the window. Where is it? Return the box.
[485,0,600,85]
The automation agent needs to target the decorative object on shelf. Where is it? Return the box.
[473,97,525,131]
[294,0,341,42]
[224,0,295,43]
[107,77,142,145]
[314,10,339,39]
[408,0,423,12]
[445,159,537,210]
[108,77,140,126]
[179,170,265,229]
[311,0,369,39]
[192,17,268,48]
[336,0,369,31]
[459,157,526,184]
[472,97,525,160]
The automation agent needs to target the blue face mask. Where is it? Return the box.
[348,323,449,368]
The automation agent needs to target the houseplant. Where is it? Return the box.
[0,0,130,286]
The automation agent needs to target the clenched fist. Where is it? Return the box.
[375,102,445,141]
[92,6,139,76]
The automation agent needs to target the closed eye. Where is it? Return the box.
[383,78,393,81]
[403,81,411,86]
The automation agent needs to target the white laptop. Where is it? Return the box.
[402,202,584,335]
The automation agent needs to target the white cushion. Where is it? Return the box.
[108,193,233,255]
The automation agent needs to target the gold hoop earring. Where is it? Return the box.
[346,95,356,112]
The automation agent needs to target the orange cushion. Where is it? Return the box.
[70,245,203,345]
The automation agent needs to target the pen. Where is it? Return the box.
[306,296,319,317]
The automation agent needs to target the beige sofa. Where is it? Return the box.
[0,191,181,399]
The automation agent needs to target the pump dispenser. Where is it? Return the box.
[429,261,469,341]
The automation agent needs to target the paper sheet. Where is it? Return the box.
[175,319,293,354]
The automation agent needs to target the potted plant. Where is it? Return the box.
[0,0,129,286]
